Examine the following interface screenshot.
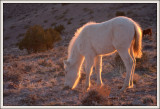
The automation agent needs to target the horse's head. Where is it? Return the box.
[63,60,80,89]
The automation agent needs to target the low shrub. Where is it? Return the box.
[81,90,104,106]
[141,95,156,105]
[18,25,61,54]
[115,11,125,16]
[133,73,141,84]
[54,25,65,34]
[81,86,111,106]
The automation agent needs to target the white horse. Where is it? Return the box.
[64,16,142,92]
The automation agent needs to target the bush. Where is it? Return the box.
[81,86,111,106]
[54,25,65,34]
[18,25,61,54]
[115,11,125,16]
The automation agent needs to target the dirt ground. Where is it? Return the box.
[3,3,157,106]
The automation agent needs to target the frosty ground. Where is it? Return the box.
[3,3,157,106]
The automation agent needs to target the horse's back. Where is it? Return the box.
[78,17,136,56]
[78,19,115,55]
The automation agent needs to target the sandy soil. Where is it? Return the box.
[3,3,157,106]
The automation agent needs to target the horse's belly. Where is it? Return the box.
[95,43,116,55]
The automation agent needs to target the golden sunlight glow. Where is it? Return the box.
[71,74,80,89]
[71,57,85,90]
[128,77,133,88]
[128,83,133,88]
[137,27,142,39]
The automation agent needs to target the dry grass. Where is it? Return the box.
[133,73,141,84]
[136,52,149,72]
[3,70,22,84]
[141,95,157,105]
[83,8,94,14]
[51,22,57,27]
[81,90,104,106]
[81,85,111,106]
[17,33,25,39]
[3,89,17,97]
[38,59,53,67]
[20,94,41,106]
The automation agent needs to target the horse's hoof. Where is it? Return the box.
[128,85,133,89]
[86,87,90,92]
[96,83,104,88]
[83,86,90,92]
[100,83,104,87]
[128,84,136,89]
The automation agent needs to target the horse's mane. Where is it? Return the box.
[68,21,96,59]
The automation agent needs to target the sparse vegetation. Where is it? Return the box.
[18,25,62,54]
[67,18,73,24]
[63,9,68,15]
[10,25,16,29]
[115,11,126,16]
[81,90,104,106]
[55,15,65,20]
[127,10,133,15]
[17,33,25,38]
[51,22,57,27]
[51,9,58,14]
[83,8,94,14]
[141,95,156,105]
[67,20,71,24]
[24,25,30,29]
[4,36,10,40]
[18,17,26,21]
[7,15,12,19]
[136,52,149,71]
[44,20,48,23]
[20,94,39,106]
[81,86,111,106]
[54,24,65,34]
[38,59,53,67]
[133,73,141,84]
[3,70,22,84]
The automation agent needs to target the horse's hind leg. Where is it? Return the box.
[85,55,94,90]
[117,49,134,92]
[94,55,103,86]
[129,46,136,88]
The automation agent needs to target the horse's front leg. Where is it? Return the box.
[85,56,94,90]
[94,55,103,87]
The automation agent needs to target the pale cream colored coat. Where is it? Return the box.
[64,16,142,92]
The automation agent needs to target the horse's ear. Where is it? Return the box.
[63,60,70,66]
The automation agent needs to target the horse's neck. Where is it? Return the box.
[69,45,84,69]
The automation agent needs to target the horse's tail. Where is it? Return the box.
[133,22,142,58]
